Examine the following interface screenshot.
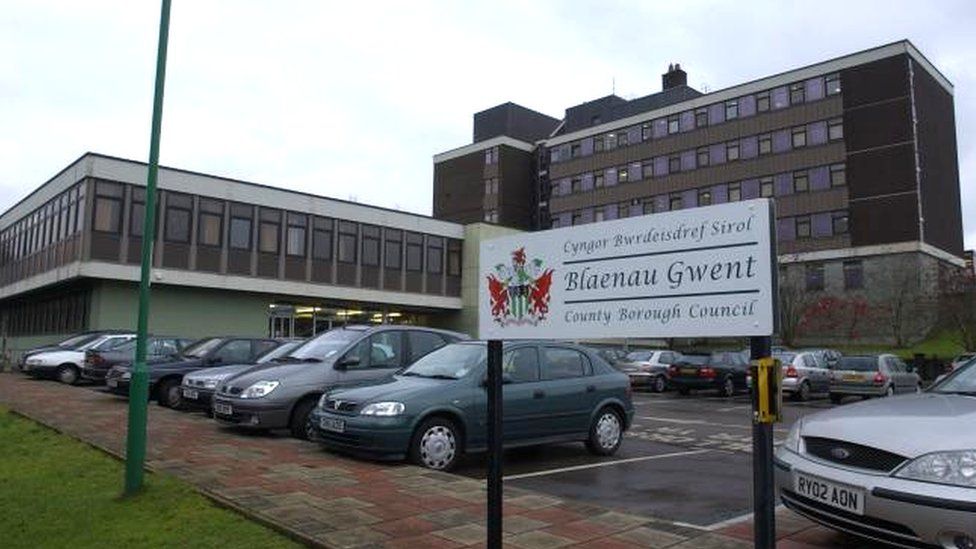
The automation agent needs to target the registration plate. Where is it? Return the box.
[681,368,698,375]
[842,374,865,382]
[214,403,232,416]
[794,472,864,515]
[182,388,199,400]
[320,417,345,433]
[107,379,118,388]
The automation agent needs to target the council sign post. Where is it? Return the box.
[478,198,779,549]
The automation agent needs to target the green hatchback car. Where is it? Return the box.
[310,341,635,470]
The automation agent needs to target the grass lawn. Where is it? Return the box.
[0,407,299,549]
[836,330,966,360]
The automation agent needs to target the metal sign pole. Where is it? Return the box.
[486,339,503,548]
[124,0,171,496]
[750,335,775,548]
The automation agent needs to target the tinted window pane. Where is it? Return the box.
[259,222,278,253]
[165,208,190,242]
[230,218,251,249]
[362,233,380,266]
[93,197,121,233]
[408,331,447,362]
[199,212,221,246]
[287,226,305,256]
[338,232,356,263]
[214,340,253,364]
[130,202,145,236]
[503,347,540,382]
[313,229,332,259]
[369,331,402,368]
[542,347,586,379]
[385,235,401,268]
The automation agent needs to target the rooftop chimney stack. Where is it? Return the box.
[662,63,688,90]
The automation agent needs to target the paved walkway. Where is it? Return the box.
[0,373,859,548]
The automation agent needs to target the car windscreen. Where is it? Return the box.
[288,330,362,361]
[680,355,709,365]
[89,337,133,351]
[400,344,486,380]
[181,338,223,358]
[59,333,100,348]
[837,357,878,371]
[625,351,654,362]
[932,360,976,393]
[774,353,796,363]
[257,341,303,363]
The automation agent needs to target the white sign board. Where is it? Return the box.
[478,199,777,340]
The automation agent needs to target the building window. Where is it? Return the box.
[406,233,423,271]
[793,171,809,193]
[725,100,739,120]
[286,218,306,257]
[667,115,679,134]
[617,131,629,147]
[594,172,604,187]
[337,221,357,263]
[669,194,682,211]
[594,136,605,152]
[130,191,146,237]
[668,156,681,173]
[484,178,498,195]
[198,201,223,247]
[726,142,740,161]
[594,208,605,222]
[384,229,401,268]
[448,241,462,276]
[697,147,709,167]
[571,177,582,193]
[93,182,122,234]
[618,167,629,183]
[572,211,583,225]
[619,203,630,218]
[643,200,654,215]
[485,147,498,165]
[830,164,846,186]
[760,177,774,198]
[259,222,279,254]
[230,216,252,250]
[362,225,382,268]
[164,194,192,243]
[844,260,863,290]
[791,126,807,148]
[796,216,811,238]
[312,218,333,260]
[757,92,771,112]
[642,160,654,178]
[825,73,841,95]
[790,82,805,104]
[641,122,652,141]
[758,134,772,155]
[699,190,712,206]
[484,210,498,223]
[832,212,849,234]
[695,108,708,127]
[806,264,825,291]
[728,183,742,202]
[570,143,581,158]
[828,118,844,141]
[605,133,618,149]
[426,237,443,274]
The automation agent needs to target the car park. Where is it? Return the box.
[212,325,468,439]
[15,331,118,371]
[829,355,921,404]
[775,358,976,549]
[81,336,195,383]
[23,333,137,384]
[776,351,831,401]
[616,349,680,392]
[104,337,281,407]
[310,341,634,470]
[180,340,304,411]
[668,351,750,397]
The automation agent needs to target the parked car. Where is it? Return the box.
[775,359,976,548]
[104,337,281,407]
[829,355,921,404]
[180,340,304,411]
[17,330,124,371]
[23,333,137,384]
[310,341,635,470]
[616,349,680,392]
[775,351,831,402]
[81,336,195,382]
[588,346,629,368]
[212,325,468,440]
[668,351,750,397]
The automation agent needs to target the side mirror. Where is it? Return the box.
[336,355,361,370]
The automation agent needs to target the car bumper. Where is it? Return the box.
[625,372,659,386]
[23,363,60,377]
[669,378,720,390]
[81,366,110,381]
[179,385,216,410]
[104,377,131,395]
[775,447,976,548]
[309,408,413,459]
[830,383,886,397]
[782,377,804,394]
[211,395,291,429]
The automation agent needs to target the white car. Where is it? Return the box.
[24,333,135,384]
[616,350,681,392]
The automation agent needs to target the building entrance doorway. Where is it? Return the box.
[267,303,420,339]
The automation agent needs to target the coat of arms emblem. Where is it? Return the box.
[486,247,554,326]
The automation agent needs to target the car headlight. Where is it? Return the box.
[360,402,405,417]
[782,420,802,454]
[202,379,219,389]
[895,450,976,487]
[240,380,279,399]
[121,372,132,380]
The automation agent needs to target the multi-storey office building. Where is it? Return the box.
[434,40,966,344]
[0,153,465,358]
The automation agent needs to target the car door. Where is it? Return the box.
[802,353,829,393]
[333,330,405,387]
[500,346,545,442]
[539,347,594,436]
[889,357,915,393]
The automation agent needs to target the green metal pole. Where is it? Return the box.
[124,0,171,496]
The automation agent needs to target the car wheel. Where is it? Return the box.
[157,379,182,408]
[678,386,691,396]
[586,407,623,456]
[884,385,895,397]
[410,417,460,471]
[829,393,843,405]
[289,398,318,440]
[796,381,811,402]
[719,376,735,398]
[57,364,80,385]
[653,375,667,393]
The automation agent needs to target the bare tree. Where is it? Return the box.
[778,276,813,347]
[873,266,936,348]
[940,268,976,352]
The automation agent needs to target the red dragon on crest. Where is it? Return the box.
[486,247,554,326]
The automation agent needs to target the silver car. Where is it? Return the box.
[775,351,831,401]
[775,362,976,548]
[616,349,680,392]
[829,354,921,404]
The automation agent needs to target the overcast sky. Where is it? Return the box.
[2,1,975,244]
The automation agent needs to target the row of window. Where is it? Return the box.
[780,211,850,242]
[1,290,90,336]
[805,260,863,292]
[0,183,86,264]
[552,118,843,197]
[549,161,846,228]
[484,146,499,165]
[552,72,841,162]
[86,182,463,276]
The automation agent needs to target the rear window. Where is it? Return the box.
[681,355,709,365]
[774,353,796,363]
[625,351,654,362]
[838,357,878,371]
